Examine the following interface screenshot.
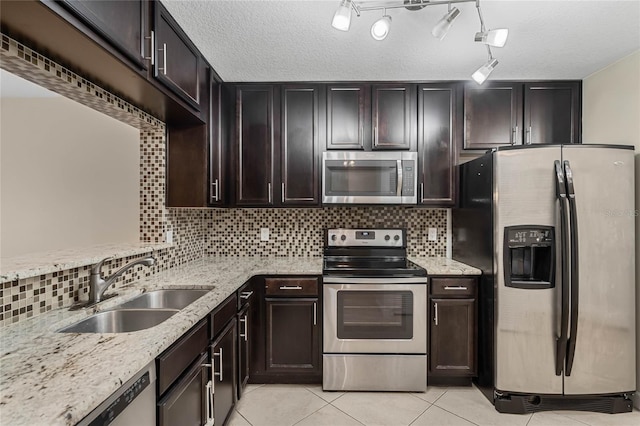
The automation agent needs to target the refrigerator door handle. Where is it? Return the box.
[554,160,570,376]
[563,160,579,376]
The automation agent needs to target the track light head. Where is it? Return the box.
[472,58,498,85]
[371,15,392,41]
[474,29,509,47]
[332,0,353,32]
[431,7,460,40]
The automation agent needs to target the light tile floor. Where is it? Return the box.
[227,384,640,426]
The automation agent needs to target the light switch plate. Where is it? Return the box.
[428,228,437,241]
[166,230,173,244]
[260,228,269,241]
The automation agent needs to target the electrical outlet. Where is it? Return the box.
[260,228,270,241]
[166,230,173,244]
[428,227,437,241]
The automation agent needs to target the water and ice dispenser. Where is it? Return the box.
[504,226,555,289]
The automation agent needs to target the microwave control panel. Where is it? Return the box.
[402,161,415,196]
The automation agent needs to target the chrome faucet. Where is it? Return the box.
[87,256,156,305]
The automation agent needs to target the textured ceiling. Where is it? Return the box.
[161,0,640,82]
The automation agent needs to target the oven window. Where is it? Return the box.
[337,291,413,339]
[325,160,397,196]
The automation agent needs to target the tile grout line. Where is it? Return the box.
[407,402,434,426]
[233,408,254,426]
[327,399,368,426]
[431,404,482,426]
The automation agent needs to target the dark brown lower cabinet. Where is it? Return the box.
[211,316,237,426]
[428,277,478,384]
[157,352,208,426]
[265,298,320,375]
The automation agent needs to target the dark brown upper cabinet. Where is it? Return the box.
[524,82,581,145]
[372,84,415,150]
[154,1,201,110]
[326,84,370,150]
[209,80,227,206]
[463,81,582,151]
[59,0,149,71]
[235,85,278,206]
[463,82,523,150]
[418,83,461,206]
[281,85,321,206]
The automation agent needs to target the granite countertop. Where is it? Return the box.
[0,256,479,425]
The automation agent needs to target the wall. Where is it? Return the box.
[582,50,640,408]
[206,207,447,257]
[0,96,140,258]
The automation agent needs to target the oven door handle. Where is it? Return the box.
[322,276,428,284]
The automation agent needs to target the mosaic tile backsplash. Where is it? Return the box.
[206,207,448,257]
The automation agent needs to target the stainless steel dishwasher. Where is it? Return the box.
[77,362,156,426]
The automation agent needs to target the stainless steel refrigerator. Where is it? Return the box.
[453,144,636,414]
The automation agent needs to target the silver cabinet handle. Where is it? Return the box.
[279,285,302,290]
[511,126,518,145]
[240,291,254,300]
[526,126,532,145]
[211,180,219,202]
[360,126,364,147]
[444,286,468,290]
[158,42,167,75]
[239,315,248,342]
[374,126,378,146]
[205,380,213,424]
[434,302,438,326]
[144,30,155,64]
[213,348,223,382]
[420,182,424,203]
[281,182,285,203]
[313,302,317,326]
[268,182,272,204]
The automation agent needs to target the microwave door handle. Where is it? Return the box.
[396,160,403,196]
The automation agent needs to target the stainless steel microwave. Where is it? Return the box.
[322,151,418,204]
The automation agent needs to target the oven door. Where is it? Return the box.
[323,277,427,354]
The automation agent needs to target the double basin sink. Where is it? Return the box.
[58,289,211,333]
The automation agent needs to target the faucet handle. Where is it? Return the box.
[90,257,112,275]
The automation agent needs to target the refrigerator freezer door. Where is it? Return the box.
[561,145,636,395]
[494,146,564,395]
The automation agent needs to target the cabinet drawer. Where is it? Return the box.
[265,277,318,297]
[237,280,255,310]
[211,293,238,338]
[431,278,477,298]
[157,319,208,396]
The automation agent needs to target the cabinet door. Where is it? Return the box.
[280,85,320,206]
[154,2,201,109]
[157,352,208,426]
[418,84,460,206]
[524,82,581,145]
[372,84,414,150]
[237,304,251,399]
[60,0,148,69]
[236,85,276,206]
[209,80,225,205]
[212,319,237,426]
[430,298,476,376]
[265,298,320,373]
[464,82,522,150]
[326,85,369,150]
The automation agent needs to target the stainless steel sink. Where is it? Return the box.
[58,309,178,333]
[114,289,210,310]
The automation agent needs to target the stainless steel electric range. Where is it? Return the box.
[322,228,428,392]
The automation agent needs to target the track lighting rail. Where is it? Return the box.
[351,0,476,14]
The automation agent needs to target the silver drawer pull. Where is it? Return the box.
[213,348,223,381]
[240,291,254,299]
[444,286,468,290]
[434,302,438,326]
[279,285,303,290]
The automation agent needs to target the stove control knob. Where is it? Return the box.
[340,235,347,241]
[331,235,337,241]
[384,235,390,241]
[394,235,400,241]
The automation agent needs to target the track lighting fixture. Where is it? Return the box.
[471,57,498,85]
[474,29,509,47]
[431,7,460,40]
[332,0,353,32]
[330,0,509,84]
[371,11,392,41]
